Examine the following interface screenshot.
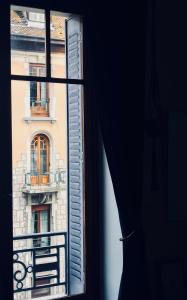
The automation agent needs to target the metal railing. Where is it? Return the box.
[13,231,68,294]
[30,97,49,108]
[24,169,66,186]
[30,97,49,116]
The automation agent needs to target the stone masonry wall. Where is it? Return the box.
[13,152,67,300]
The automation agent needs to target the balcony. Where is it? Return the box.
[30,97,49,117]
[22,169,66,194]
[13,232,67,296]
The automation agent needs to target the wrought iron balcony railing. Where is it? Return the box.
[30,97,49,117]
[13,231,68,294]
[24,169,66,186]
[30,97,49,108]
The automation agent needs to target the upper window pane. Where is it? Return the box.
[11,6,83,80]
[50,11,83,80]
[11,6,46,76]
[50,11,67,78]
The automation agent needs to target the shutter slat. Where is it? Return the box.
[71,263,81,272]
[71,223,81,230]
[71,245,81,254]
[71,210,81,218]
[71,191,81,198]
[71,237,81,244]
[70,170,80,176]
[71,269,81,280]
[71,256,81,264]
[71,217,81,222]
[71,229,81,237]
[71,203,81,210]
[69,149,80,156]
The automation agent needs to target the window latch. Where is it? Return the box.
[119,230,135,242]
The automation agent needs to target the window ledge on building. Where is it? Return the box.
[24,117,57,124]
[22,184,66,194]
[28,293,66,300]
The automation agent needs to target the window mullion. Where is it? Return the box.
[45,9,51,79]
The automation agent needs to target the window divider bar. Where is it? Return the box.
[45,9,51,78]
[10,75,84,85]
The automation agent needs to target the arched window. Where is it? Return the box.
[31,134,49,185]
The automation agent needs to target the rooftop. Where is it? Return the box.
[11,10,66,41]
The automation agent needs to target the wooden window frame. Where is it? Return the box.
[0,1,100,300]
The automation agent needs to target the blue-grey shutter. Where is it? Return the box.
[66,15,84,295]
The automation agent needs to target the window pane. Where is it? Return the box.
[12,81,68,299]
[11,6,46,76]
[50,11,67,78]
[51,12,83,79]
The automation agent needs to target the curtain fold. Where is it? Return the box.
[97,0,152,299]
[86,0,155,298]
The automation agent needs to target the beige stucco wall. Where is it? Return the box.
[11,79,67,169]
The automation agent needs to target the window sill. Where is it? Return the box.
[30,293,86,300]
[24,117,57,123]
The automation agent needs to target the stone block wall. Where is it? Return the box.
[13,152,67,300]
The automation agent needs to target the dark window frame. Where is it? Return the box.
[0,1,100,300]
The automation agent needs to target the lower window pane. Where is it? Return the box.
[12,81,68,299]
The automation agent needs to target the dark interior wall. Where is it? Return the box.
[142,0,187,299]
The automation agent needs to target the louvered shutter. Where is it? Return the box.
[66,16,84,295]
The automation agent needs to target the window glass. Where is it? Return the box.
[50,11,67,78]
[50,11,83,79]
[11,6,46,76]
[12,81,68,299]
[11,5,84,299]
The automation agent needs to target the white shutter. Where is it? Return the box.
[66,15,84,295]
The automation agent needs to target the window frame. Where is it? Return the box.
[32,204,51,251]
[0,1,100,300]
[29,64,50,117]
[32,204,50,234]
